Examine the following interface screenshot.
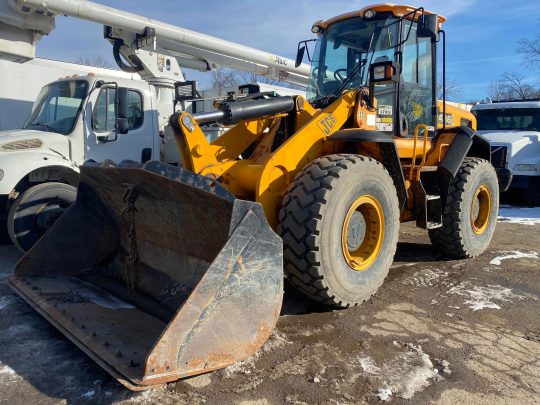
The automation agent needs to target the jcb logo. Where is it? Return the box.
[317,113,337,135]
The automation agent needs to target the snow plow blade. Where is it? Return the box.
[9,161,283,390]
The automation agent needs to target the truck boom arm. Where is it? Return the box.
[5,0,310,86]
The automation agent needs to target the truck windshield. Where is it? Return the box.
[476,108,540,131]
[25,80,88,135]
[306,16,399,101]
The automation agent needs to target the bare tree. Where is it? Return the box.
[437,77,464,101]
[210,68,242,88]
[237,72,278,86]
[488,71,540,101]
[517,34,540,69]
[75,53,111,68]
[210,67,304,90]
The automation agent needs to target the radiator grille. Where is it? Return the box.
[490,146,507,168]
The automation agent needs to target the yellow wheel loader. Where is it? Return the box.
[9,4,502,390]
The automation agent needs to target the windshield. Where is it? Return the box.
[475,108,540,131]
[307,16,399,101]
[25,80,88,135]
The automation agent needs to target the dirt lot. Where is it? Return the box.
[0,207,539,404]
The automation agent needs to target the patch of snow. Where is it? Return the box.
[498,206,540,225]
[445,313,455,317]
[402,268,448,288]
[358,356,380,374]
[377,388,392,401]
[356,343,438,399]
[0,364,16,375]
[0,296,13,311]
[447,283,529,311]
[490,250,539,266]
[76,281,135,310]
[391,262,418,269]
[221,331,290,378]
[81,390,96,399]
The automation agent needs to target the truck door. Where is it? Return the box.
[85,84,154,163]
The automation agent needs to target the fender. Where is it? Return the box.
[437,125,491,177]
[0,152,78,195]
[436,126,493,208]
[329,129,407,209]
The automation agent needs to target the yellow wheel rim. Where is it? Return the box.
[341,195,384,271]
[471,184,492,235]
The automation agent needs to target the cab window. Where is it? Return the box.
[92,88,143,132]
[399,22,435,134]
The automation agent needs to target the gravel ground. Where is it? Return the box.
[0,210,539,404]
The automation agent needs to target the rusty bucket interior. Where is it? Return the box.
[9,161,283,390]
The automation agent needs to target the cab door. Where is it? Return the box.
[84,82,154,163]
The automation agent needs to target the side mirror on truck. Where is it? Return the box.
[295,46,306,68]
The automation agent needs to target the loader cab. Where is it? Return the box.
[304,5,442,137]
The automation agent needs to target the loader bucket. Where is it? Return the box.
[9,161,283,390]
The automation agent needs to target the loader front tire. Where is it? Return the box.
[8,182,77,252]
[278,154,400,308]
[429,157,499,258]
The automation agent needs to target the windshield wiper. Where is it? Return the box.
[29,122,54,132]
[331,30,378,99]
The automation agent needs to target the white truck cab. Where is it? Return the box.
[0,74,166,250]
[472,100,540,205]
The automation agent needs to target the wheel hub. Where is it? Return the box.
[342,195,384,271]
[36,202,68,235]
[471,184,491,235]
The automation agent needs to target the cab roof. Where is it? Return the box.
[472,100,540,111]
[315,4,446,30]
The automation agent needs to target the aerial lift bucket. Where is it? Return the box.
[8,161,283,390]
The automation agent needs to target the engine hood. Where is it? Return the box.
[476,130,539,153]
[0,129,71,158]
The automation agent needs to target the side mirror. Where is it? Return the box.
[418,14,439,40]
[295,45,306,68]
[116,87,129,135]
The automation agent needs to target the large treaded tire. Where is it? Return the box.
[277,154,400,308]
[429,157,499,258]
[8,182,76,252]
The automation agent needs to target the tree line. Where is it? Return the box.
[487,35,540,101]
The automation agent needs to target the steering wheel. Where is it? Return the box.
[334,69,349,82]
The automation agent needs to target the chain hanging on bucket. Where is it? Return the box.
[121,186,140,295]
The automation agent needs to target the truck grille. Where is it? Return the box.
[490,146,507,168]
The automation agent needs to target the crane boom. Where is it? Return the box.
[7,0,310,85]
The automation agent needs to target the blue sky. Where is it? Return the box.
[36,0,540,101]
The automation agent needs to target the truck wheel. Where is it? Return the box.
[278,154,400,308]
[7,182,77,252]
[429,157,499,258]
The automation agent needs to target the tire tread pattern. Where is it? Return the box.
[428,157,495,258]
[277,154,397,308]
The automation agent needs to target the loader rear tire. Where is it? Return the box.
[429,157,499,258]
[8,182,77,252]
[278,154,400,308]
